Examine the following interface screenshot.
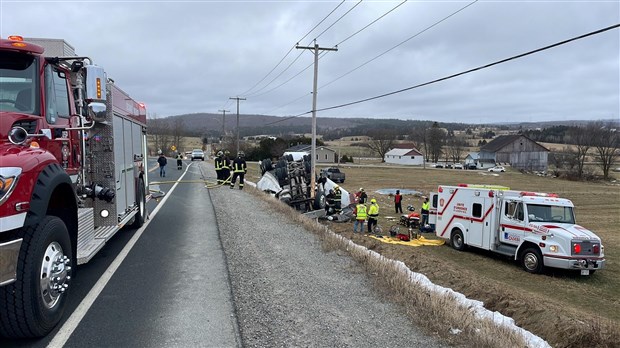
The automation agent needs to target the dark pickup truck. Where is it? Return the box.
[321,167,346,183]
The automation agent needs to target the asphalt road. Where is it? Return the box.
[2,158,444,347]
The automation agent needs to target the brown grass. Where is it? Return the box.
[245,163,620,348]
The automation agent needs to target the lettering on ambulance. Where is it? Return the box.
[504,232,521,242]
[453,202,467,214]
[439,204,494,237]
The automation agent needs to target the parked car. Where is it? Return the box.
[434,163,444,168]
[321,167,345,183]
[454,163,463,169]
[191,149,205,161]
[466,163,477,170]
[488,166,505,172]
[446,164,453,169]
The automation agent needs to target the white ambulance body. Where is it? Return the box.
[432,184,605,275]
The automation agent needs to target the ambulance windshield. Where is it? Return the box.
[0,51,39,115]
[526,204,575,224]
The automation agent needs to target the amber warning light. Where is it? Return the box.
[7,35,26,47]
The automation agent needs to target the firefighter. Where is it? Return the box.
[221,150,231,184]
[230,151,247,190]
[176,152,183,170]
[420,196,430,231]
[325,189,335,215]
[214,151,224,184]
[333,185,342,214]
[367,198,379,234]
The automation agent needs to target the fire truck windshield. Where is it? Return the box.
[526,203,575,224]
[0,51,39,115]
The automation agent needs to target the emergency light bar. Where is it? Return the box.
[520,192,559,198]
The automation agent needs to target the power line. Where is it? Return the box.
[267,23,619,122]
[320,0,478,91]
[251,0,407,101]
[316,23,620,113]
[314,0,363,41]
[237,0,346,97]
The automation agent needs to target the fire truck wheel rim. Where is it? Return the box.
[40,241,70,309]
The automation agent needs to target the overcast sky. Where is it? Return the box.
[2,0,618,124]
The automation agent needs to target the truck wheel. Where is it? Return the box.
[0,216,73,338]
[521,247,544,274]
[450,229,466,251]
[130,178,147,228]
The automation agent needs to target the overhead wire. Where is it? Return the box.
[315,23,620,113]
[237,0,347,98]
[256,0,408,111]
[265,23,620,121]
[319,0,478,91]
[247,0,364,99]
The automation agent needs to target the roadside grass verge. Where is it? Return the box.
[247,188,536,348]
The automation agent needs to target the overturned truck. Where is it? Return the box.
[257,154,325,212]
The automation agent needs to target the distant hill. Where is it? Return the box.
[155,113,618,139]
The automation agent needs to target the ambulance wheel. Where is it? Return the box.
[0,216,73,338]
[450,229,466,251]
[130,178,147,228]
[521,247,544,274]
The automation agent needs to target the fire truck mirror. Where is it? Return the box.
[88,102,107,122]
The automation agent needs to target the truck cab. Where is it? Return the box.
[0,36,148,338]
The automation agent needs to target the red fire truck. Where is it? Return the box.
[0,36,149,337]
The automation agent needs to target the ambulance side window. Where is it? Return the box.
[472,203,482,218]
[505,202,516,218]
[515,203,524,221]
[432,195,438,208]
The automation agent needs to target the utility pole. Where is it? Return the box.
[218,109,229,143]
[229,97,246,154]
[296,41,337,198]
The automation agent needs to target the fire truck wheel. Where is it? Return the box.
[0,216,72,338]
[130,178,147,228]
[521,247,544,274]
[450,229,466,251]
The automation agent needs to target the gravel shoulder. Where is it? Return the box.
[211,186,447,348]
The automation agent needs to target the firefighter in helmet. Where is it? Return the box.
[230,151,247,190]
[215,151,224,184]
[221,150,231,184]
[333,185,342,214]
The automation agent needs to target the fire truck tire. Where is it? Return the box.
[520,247,544,274]
[130,178,147,228]
[0,216,73,338]
[450,229,466,251]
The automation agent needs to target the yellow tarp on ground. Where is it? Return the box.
[368,234,445,247]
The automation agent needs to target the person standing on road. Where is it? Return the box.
[420,196,430,230]
[230,151,247,190]
[367,198,379,234]
[353,201,367,234]
[394,190,403,214]
[214,151,224,184]
[221,150,231,184]
[176,152,183,170]
[157,153,167,177]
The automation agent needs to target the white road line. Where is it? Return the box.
[47,167,190,348]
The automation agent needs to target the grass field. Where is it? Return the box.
[246,163,620,347]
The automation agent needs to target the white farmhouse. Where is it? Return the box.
[384,147,424,165]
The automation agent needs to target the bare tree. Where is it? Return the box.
[171,117,185,153]
[446,135,467,164]
[591,122,619,180]
[367,129,397,162]
[410,127,428,164]
[428,122,446,163]
[566,125,594,178]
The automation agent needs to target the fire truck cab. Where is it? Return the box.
[0,36,149,338]
[433,184,605,275]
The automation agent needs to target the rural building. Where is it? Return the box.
[479,134,549,171]
[285,145,338,163]
[464,152,494,169]
[384,146,424,165]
